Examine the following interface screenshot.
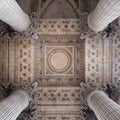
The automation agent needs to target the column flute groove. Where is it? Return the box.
[0,0,31,32]
[88,0,120,32]
[87,90,120,120]
[0,90,30,120]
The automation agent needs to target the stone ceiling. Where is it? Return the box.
[0,0,120,120]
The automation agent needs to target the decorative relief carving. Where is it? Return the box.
[12,37,35,83]
[0,17,119,120]
[37,19,82,35]
[84,25,120,84]
[0,37,9,82]
[44,45,74,76]
[0,62,7,82]
[85,34,103,84]
[0,19,119,86]
[112,34,120,63]
[34,35,85,86]
[113,63,120,83]
[34,87,83,105]
[112,31,120,83]
[0,39,8,59]
[33,112,85,120]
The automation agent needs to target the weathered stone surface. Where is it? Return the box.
[0,1,119,120]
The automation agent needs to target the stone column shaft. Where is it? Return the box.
[118,97,120,105]
[87,90,120,120]
[0,90,30,120]
[0,0,30,32]
[88,0,120,32]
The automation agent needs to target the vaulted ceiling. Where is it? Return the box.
[17,0,99,18]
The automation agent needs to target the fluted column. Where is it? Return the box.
[0,90,30,120]
[88,0,120,32]
[0,0,31,32]
[87,90,120,120]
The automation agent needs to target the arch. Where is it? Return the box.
[40,0,79,18]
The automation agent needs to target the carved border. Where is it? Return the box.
[34,35,85,86]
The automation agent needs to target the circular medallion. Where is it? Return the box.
[47,49,71,73]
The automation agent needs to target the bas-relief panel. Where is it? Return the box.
[34,87,83,105]
[112,32,120,83]
[16,37,34,83]
[7,37,35,83]
[34,111,84,120]
[34,35,85,86]
[0,37,8,82]
[44,45,75,76]
[33,33,85,119]
[37,19,84,35]
[34,112,84,120]
[33,87,84,120]
[85,31,120,84]
[85,34,103,84]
